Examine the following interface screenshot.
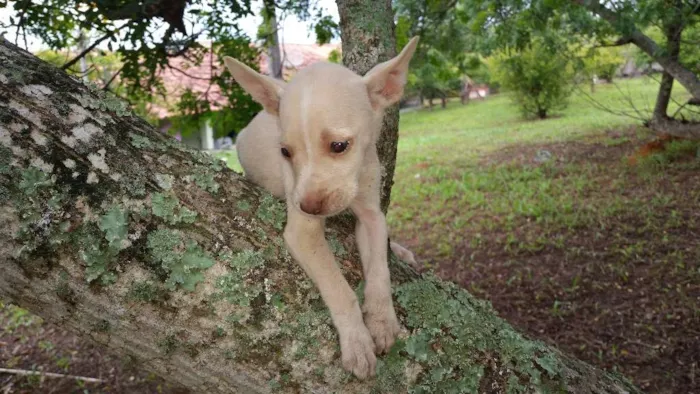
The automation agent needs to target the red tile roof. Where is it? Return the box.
[148,43,340,118]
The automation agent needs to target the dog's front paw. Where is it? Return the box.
[363,298,401,354]
[339,324,377,380]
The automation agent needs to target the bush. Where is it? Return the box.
[581,46,625,82]
[488,40,574,119]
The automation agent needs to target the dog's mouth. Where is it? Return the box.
[296,204,347,218]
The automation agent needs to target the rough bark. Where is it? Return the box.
[0,38,643,393]
[336,0,399,214]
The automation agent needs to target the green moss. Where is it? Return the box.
[129,133,155,149]
[78,226,119,285]
[99,206,129,250]
[81,81,132,117]
[236,199,251,212]
[279,303,334,360]
[55,281,76,304]
[127,281,167,303]
[147,229,215,291]
[213,326,226,338]
[0,146,11,175]
[151,192,197,225]
[212,250,267,310]
[123,175,147,197]
[192,168,220,193]
[19,167,52,195]
[158,333,179,355]
[155,173,174,190]
[256,194,286,230]
[367,275,565,393]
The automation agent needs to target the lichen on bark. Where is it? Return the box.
[0,38,642,393]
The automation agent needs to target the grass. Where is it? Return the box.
[387,76,700,394]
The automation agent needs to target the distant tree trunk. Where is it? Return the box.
[575,0,700,103]
[0,37,644,394]
[336,0,398,213]
[440,94,447,108]
[652,8,682,126]
[263,0,283,79]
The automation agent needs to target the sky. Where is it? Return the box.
[0,0,340,51]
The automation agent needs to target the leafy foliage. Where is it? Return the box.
[489,39,574,119]
[2,0,336,136]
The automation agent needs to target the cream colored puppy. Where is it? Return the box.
[223,37,419,380]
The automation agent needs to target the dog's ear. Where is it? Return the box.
[223,56,285,115]
[363,36,419,110]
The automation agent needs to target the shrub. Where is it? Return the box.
[488,39,574,119]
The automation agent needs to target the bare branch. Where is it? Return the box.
[594,37,633,48]
[102,65,124,90]
[167,64,211,81]
[0,368,104,383]
[62,28,121,70]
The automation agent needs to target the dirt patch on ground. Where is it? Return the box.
[0,304,189,393]
[404,128,700,393]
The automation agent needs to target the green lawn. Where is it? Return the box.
[387,76,699,394]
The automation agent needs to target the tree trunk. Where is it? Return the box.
[263,0,283,80]
[647,2,700,138]
[336,0,399,214]
[0,39,643,394]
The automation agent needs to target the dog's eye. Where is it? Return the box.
[281,147,291,158]
[330,141,349,154]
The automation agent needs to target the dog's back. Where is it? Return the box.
[235,111,286,199]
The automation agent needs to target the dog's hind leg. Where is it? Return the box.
[390,241,417,266]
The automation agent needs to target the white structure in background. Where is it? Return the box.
[200,119,214,150]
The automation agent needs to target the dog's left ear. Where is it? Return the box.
[223,56,285,116]
[363,36,420,110]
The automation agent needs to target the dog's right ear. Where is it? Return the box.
[223,56,284,116]
[363,36,420,110]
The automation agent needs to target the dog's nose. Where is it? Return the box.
[300,197,324,215]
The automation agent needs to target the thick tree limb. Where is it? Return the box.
[0,38,641,393]
[594,37,633,48]
[572,0,700,101]
[62,29,119,71]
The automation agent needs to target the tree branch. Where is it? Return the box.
[594,37,633,48]
[62,29,119,70]
[571,0,700,101]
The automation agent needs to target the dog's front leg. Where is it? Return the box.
[351,201,401,354]
[283,206,376,379]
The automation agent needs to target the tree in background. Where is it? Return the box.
[488,38,574,119]
[453,0,700,137]
[394,0,478,109]
[0,0,338,138]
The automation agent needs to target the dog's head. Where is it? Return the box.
[224,37,419,217]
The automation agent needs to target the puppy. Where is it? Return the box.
[223,36,419,379]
